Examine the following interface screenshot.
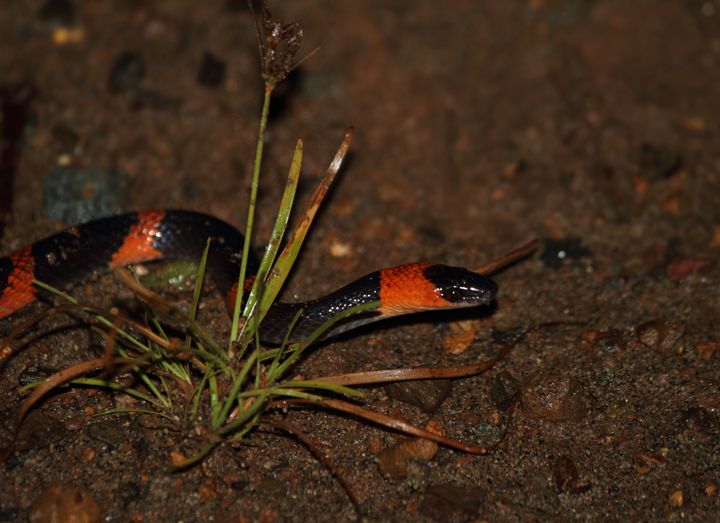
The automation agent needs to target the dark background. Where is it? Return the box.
[1,1,719,521]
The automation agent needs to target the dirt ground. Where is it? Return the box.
[1,0,719,521]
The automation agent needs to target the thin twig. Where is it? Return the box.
[254,418,362,515]
[270,398,504,455]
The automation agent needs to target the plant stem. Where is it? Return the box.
[230,85,275,347]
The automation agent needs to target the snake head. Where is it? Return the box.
[378,263,497,317]
[423,264,497,307]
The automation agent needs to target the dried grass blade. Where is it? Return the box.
[265,128,353,303]
[313,332,523,386]
[113,268,225,358]
[474,238,538,275]
[0,356,139,463]
[1,303,82,354]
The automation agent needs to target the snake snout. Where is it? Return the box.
[461,275,498,306]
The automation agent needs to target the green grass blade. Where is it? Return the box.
[262,388,324,401]
[266,308,304,381]
[159,375,173,408]
[190,368,210,420]
[112,346,171,408]
[96,408,176,421]
[274,380,364,398]
[213,349,259,429]
[34,278,223,370]
[242,141,302,339]
[190,238,211,323]
[268,300,380,382]
[33,280,154,354]
[217,390,267,437]
[209,371,222,427]
[71,378,164,407]
[173,442,218,470]
[257,344,302,363]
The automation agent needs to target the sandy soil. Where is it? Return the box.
[1,1,719,521]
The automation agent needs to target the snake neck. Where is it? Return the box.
[259,272,383,344]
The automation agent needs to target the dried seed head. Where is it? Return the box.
[260,7,303,86]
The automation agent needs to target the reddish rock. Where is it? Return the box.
[697,342,719,361]
[554,455,592,494]
[385,379,452,413]
[488,371,518,412]
[377,438,439,478]
[520,371,587,422]
[666,258,714,281]
[575,328,625,356]
[420,484,485,523]
[636,320,684,355]
[28,483,102,523]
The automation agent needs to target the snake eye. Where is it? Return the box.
[445,288,463,302]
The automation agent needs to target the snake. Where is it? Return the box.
[0,210,497,344]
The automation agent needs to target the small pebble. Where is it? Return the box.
[38,0,74,28]
[199,476,220,501]
[170,451,186,467]
[575,329,625,356]
[88,420,126,448]
[554,455,591,494]
[43,164,128,224]
[377,437,438,478]
[197,52,227,88]
[256,478,282,495]
[64,416,84,431]
[697,342,718,361]
[636,320,684,355]
[649,449,668,465]
[108,52,146,94]
[425,419,445,436]
[0,409,66,451]
[520,371,587,422]
[18,365,54,386]
[639,143,682,180]
[488,371,518,412]
[385,379,452,413]
[420,484,485,523]
[28,483,102,523]
[491,326,526,347]
[699,393,720,408]
[117,482,141,509]
[666,258,714,281]
[681,407,716,433]
[51,123,80,153]
[130,88,176,110]
[540,238,591,269]
[669,490,683,508]
[634,453,652,475]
